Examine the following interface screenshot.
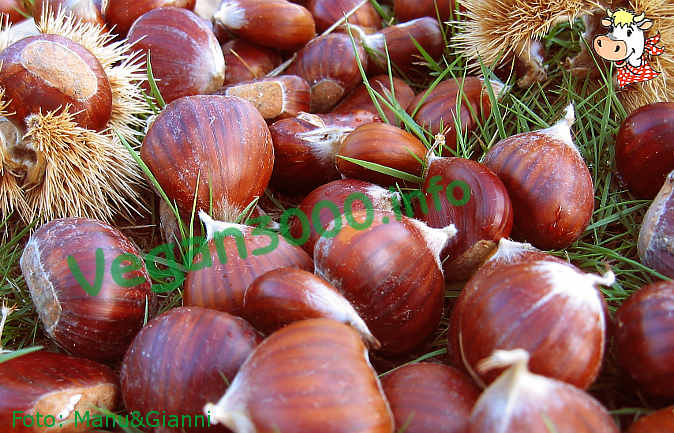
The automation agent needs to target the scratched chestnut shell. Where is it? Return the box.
[128,7,225,104]
[380,363,480,433]
[288,33,368,113]
[393,0,457,22]
[183,212,313,316]
[638,171,674,278]
[337,123,427,187]
[421,157,513,281]
[447,258,612,389]
[627,406,674,433]
[291,179,398,254]
[204,319,395,433]
[616,102,674,199]
[141,95,274,222]
[0,351,119,433]
[483,105,594,250]
[333,75,415,124]
[120,307,261,433]
[314,210,456,353]
[103,0,196,36]
[221,39,282,85]
[0,34,112,131]
[242,267,379,347]
[307,0,381,32]
[19,218,155,362]
[219,75,311,120]
[33,0,105,26]
[614,280,674,399]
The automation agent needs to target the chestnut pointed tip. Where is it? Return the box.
[477,348,531,374]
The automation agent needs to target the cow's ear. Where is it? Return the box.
[638,19,653,30]
[601,18,612,27]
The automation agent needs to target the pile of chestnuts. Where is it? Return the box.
[0,1,673,433]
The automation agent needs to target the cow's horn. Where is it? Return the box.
[635,12,645,22]
[606,8,613,17]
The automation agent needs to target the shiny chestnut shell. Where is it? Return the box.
[333,75,415,124]
[103,0,196,36]
[33,0,105,26]
[638,171,674,278]
[627,407,674,433]
[128,7,225,104]
[394,0,457,22]
[614,280,674,399]
[0,0,27,22]
[221,39,282,85]
[616,102,674,199]
[0,34,112,131]
[307,0,381,33]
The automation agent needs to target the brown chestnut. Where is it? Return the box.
[0,0,27,23]
[336,122,427,186]
[614,280,674,399]
[33,0,105,26]
[242,267,379,347]
[616,102,674,199]
[0,34,112,131]
[333,74,415,125]
[0,351,118,433]
[307,0,381,33]
[221,39,282,85]
[483,105,594,249]
[141,95,274,221]
[638,171,674,278]
[103,0,196,36]
[394,0,457,22]
[219,75,311,120]
[120,307,261,433]
[214,0,316,50]
[204,319,395,433]
[288,32,368,112]
[20,218,155,362]
[380,363,480,433]
[127,7,225,104]
[627,406,674,433]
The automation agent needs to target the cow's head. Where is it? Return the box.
[593,9,653,63]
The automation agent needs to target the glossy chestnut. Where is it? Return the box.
[394,0,457,22]
[33,0,105,26]
[103,0,196,36]
[333,75,415,124]
[627,406,674,433]
[221,39,282,85]
[638,171,674,278]
[307,0,381,33]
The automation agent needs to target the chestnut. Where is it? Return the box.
[141,95,274,222]
[120,307,261,433]
[380,363,480,433]
[447,257,613,389]
[183,211,313,315]
[218,75,311,120]
[336,122,427,186]
[0,0,27,23]
[221,39,282,85]
[33,0,105,26]
[483,105,594,249]
[103,0,196,36]
[638,171,674,278]
[468,349,619,433]
[214,0,316,50]
[288,32,368,113]
[307,0,381,33]
[421,157,513,281]
[242,267,379,347]
[0,351,118,433]
[333,74,415,124]
[269,110,379,195]
[127,7,225,104]
[614,280,674,399]
[394,0,457,22]
[204,319,395,433]
[20,218,155,362]
[616,102,674,199]
[315,210,456,353]
[627,406,674,433]
[0,34,112,131]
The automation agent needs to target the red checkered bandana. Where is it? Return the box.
[616,33,665,88]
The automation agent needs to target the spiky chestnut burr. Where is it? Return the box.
[0,7,149,225]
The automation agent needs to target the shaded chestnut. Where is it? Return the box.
[638,171,674,278]
[468,349,619,433]
[627,407,674,433]
[219,75,311,120]
[315,210,456,353]
[20,218,155,362]
[447,258,613,389]
[0,0,26,23]
[183,211,313,315]
[333,75,415,124]
[33,0,105,26]
[616,102,674,199]
[0,34,112,131]
[103,0,196,36]
[127,7,225,104]
[307,0,381,33]
[204,319,394,433]
[214,0,316,50]
[336,122,427,186]
[483,105,594,250]
[614,280,674,399]
[120,307,261,433]
[141,95,274,221]
[291,179,398,254]
[269,110,379,194]
[361,17,443,74]
[288,32,368,112]
[394,0,457,22]
[243,267,379,347]
[0,351,118,433]
[421,157,513,281]
[380,363,480,433]
[221,39,282,85]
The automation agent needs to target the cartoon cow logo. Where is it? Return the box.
[593,8,665,88]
